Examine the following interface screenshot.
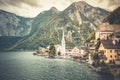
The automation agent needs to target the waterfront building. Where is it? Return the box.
[66,47,80,56]
[98,39,120,63]
[95,22,120,63]
[95,23,120,40]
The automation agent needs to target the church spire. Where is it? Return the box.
[61,30,66,55]
[62,30,65,46]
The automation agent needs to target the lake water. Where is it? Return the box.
[0,52,113,80]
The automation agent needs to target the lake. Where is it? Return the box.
[0,52,113,80]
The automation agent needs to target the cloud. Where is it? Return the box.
[0,0,42,7]
[98,0,104,3]
[0,0,44,17]
[98,0,120,9]
[108,0,120,7]
[0,0,119,17]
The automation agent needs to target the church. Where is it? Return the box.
[55,30,80,56]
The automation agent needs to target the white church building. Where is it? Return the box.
[55,30,80,56]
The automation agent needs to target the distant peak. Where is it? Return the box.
[50,7,57,10]
[73,1,88,5]
[67,1,91,10]
[50,7,59,13]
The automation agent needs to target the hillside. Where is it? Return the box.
[103,7,120,24]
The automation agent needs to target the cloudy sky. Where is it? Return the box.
[0,0,119,18]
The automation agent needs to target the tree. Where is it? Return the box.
[95,38,101,52]
[115,71,120,80]
[85,31,95,43]
[91,52,100,67]
[49,42,56,58]
[98,61,109,73]
[58,51,61,56]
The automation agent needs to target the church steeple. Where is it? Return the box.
[61,30,66,55]
[62,30,65,46]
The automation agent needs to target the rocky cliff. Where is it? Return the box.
[0,10,32,36]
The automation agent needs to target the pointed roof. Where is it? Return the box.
[61,30,65,47]
[62,30,65,39]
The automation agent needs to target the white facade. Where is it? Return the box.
[61,30,66,55]
[95,23,120,40]
[95,31,113,40]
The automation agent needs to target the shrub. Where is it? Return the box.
[96,67,102,73]
[115,71,120,80]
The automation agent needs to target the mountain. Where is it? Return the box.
[9,1,109,50]
[8,7,60,50]
[0,10,33,36]
[103,7,120,24]
[30,7,59,34]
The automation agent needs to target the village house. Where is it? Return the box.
[80,46,89,57]
[95,22,120,64]
[66,47,80,56]
[98,39,120,63]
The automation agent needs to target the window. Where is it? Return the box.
[110,55,112,58]
[115,55,117,58]
[110,50,112,53]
